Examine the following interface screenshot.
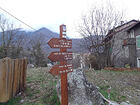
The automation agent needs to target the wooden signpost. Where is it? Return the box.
[48,38,72,48]
[48,52,73,62]
[48,24,73,105]
[49,64,73,75]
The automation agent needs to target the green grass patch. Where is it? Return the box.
[26,77,34,83]
[25,87,34,98]
[102,69,140,73]
[41,89,60,105]
[22,102,35,105]
[99,85,127,102]
[49,80,57,87]
[0,97,21,105]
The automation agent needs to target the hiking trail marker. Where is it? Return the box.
[48,52,73,62]
[48,38,72,48]
[48,24,73,105]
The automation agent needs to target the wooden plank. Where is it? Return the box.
[18,59,21,91]
[19,59,23,91]
[12,59,15,97]
[0,59,9,102]
[21,59,24,90]
[17,59,20,93]
[48,38,72,48]
[23,59,27,89]
[21,59,24,91]
[12,59,18,96]
[7,58,13,99]
[49,64,73,75]
[48,52,73,62]
[10,59,15,97]
[5,58,10,100]
[10,58,14,98]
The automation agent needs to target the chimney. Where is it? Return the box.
[121,21,124,25]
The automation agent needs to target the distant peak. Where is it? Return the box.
[38,27,49,31]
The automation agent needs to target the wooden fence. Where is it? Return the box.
[0,57,27,103]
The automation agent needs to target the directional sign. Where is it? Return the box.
[49,64,73,75]
[48,38,72,48]
[48,52,73,62]
[48,25,72,105]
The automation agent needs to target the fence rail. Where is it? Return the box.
[0,57,27,103]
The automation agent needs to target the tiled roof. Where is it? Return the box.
[105,20,139,42]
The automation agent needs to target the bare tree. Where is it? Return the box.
[27,34,48,67]
[0,14,49,66]
[0,14,25,58]
[78,2,124,69]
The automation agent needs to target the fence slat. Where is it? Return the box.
[19,59,23,91]
[23,59,27,88]
[8,58,13,99]
[17,59,20,93]
[25,59,27,88]
[0,59,9,102]
[12,59,18,96]
[6,58,11,100]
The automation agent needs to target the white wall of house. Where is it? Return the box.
[136,35,140,68]
[137,58,140,68]
[136,35,140,50]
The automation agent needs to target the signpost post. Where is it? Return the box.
[48,24,73,105]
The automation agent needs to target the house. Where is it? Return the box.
[105,20,140,68]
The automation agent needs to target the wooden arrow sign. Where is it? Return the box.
[48,38,72,48]
[48,52,73,62]
[49,64,73,75]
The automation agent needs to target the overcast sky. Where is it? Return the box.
[0,0,140,38]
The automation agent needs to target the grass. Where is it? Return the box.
[41,89,60,105]
[22,67,60,105]
[1,68,140,105]
[0,97,21,105]
[85,69,140,104]
[99,85,126,102]
[0,67,60,105]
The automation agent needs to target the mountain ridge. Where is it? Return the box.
[0,27,86,53]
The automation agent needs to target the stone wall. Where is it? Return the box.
[111,31,129,67]
[56,69,105,105]
[128,44,137,67]
[110,29,138,67]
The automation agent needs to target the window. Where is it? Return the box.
[136,35,140,49]
[130,30,134,38]
[123,39,127,46]
[137,58,140,68]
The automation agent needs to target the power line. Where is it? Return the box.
[0,6,56,40]
[0,6,37,31]
[0,6,51,39]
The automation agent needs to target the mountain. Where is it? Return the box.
[32,28,88,53]
[26,27,87,53]
[0,27,87,53]
[33,27,59,39]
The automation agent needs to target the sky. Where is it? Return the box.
[0,0,140,38]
